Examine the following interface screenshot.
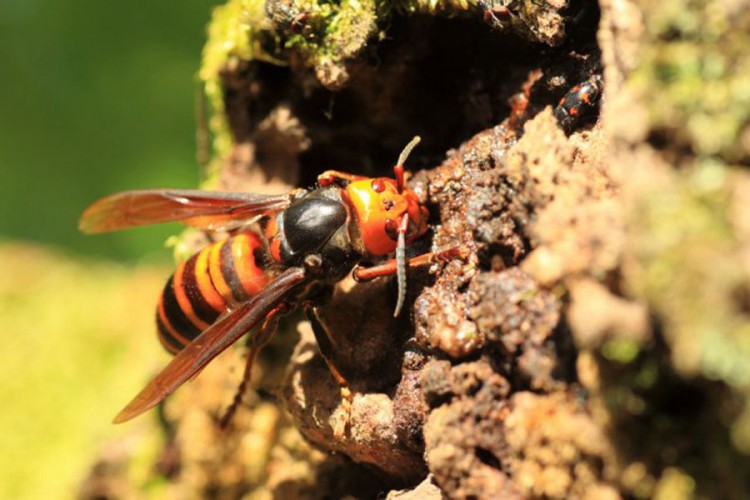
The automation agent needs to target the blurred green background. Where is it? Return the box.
[1,0,220,262]
[0,1,222,497]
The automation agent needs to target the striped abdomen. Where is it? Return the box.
[156,232,271,354]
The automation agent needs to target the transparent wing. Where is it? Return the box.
[80,189,291,233]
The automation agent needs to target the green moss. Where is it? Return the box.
[629,164,746,380]
[390,0,474,14]
[633,0,750,161]
[626,163,750,451]
[200,0,281,179]
[322,0,378,59]
[197,0,486,168]
[602,338,640,364]
[608,0,750,473]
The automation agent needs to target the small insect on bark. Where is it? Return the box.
[266,0,310,34]
[80,137,463,430]
[477,0,517,30]
[553,75,603,134]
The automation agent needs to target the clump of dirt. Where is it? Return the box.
[504,392,619,499]
[282,321,428,485]
[421,359,514,497]
[469,268,565,391]
[404,105,619,498]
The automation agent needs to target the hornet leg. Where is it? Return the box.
[353,246,467,282]
[219,302,290,429]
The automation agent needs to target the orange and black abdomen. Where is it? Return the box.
[156,232,271,354]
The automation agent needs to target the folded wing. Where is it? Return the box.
[80,189,291,233]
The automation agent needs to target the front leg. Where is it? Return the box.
[353,246,467,281]
[219,301,291,429]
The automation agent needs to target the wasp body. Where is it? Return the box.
[81,137,456,425]
[156,231,270,354]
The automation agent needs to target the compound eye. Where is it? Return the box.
[371,178,386,193]
[385,218,399,241]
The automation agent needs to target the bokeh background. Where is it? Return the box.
[0,1,221,497]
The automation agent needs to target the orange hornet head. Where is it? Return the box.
[343,177,429,257]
